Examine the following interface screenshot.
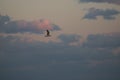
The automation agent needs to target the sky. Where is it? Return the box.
[0,0,120,80]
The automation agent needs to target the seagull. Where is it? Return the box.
[45,30,51,37]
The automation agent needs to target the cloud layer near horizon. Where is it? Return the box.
[0,32,120,80]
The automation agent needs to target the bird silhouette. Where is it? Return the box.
[45,30,51,37]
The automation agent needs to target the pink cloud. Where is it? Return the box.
[0,15,61,34]
[33,19,52,30]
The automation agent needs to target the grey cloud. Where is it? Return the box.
[1,20,44,34]
[58,34,81,45]
[0,15,10,25]
[83,33,120,48]
[83,8,120,20]
[0,15,61,34]
[79,0,120,5]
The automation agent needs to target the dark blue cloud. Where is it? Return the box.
[79,0,120,5]
[0,15,61,34]
[0,33,120,80]
[83,8,120,20]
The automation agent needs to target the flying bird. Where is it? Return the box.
[45,30,51,37]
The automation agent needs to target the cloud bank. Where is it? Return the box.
[0,33,120,80]
[0,15,61,34]
[79,0,120,5]
[83,8,120,20]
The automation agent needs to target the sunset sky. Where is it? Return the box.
[0,0,120,80]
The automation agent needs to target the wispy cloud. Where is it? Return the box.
[83,8,120,20]
[79,0,120,5]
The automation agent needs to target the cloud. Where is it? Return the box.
[83,33,120,48]
[83,8,120,20]
[0,15,10,25]
[58,34,81,45]
[0,33,120,80]
[79,0,120,5]
[0,15,61,34]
